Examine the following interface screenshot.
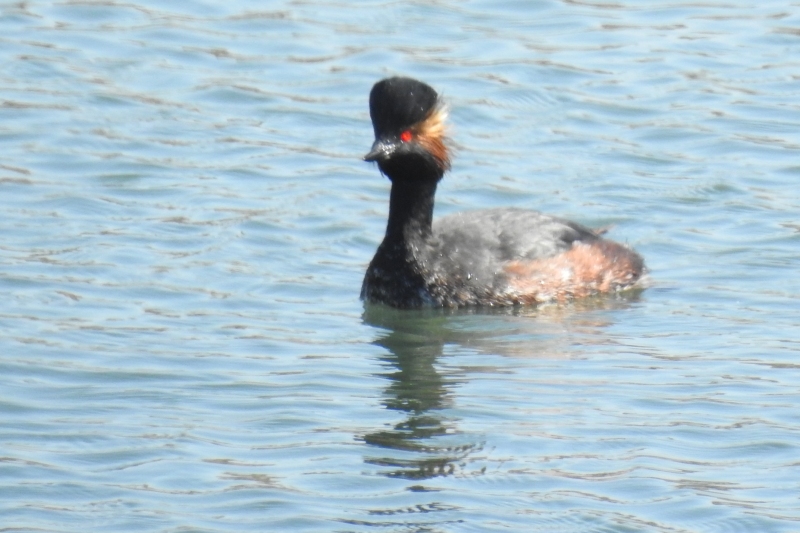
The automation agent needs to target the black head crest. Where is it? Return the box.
[369,77,439,138]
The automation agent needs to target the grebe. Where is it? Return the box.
[361,76,644,309]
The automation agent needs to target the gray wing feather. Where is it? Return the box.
[432,207,598,262]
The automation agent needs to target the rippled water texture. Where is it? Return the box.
[2,0,800,531]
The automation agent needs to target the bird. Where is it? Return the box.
[361,76,645,309]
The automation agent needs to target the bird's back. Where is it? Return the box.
[412,208,644,306]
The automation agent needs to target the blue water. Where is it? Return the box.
[2,0,800,531]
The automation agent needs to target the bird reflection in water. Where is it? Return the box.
[360,292,642,482]
[362,306,474,481]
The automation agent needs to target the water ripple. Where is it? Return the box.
[1,0,800,531]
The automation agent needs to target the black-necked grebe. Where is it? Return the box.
[361,76,645,309]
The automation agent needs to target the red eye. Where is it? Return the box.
[400,130,413,142]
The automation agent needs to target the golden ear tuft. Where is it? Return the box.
[415,104,451,171]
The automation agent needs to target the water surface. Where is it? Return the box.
[2,0,800,531]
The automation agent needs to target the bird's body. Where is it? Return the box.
[361,77,644,309]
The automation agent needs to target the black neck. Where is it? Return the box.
[385,179,438,241]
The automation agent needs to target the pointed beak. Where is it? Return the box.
[363,139,398,162]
